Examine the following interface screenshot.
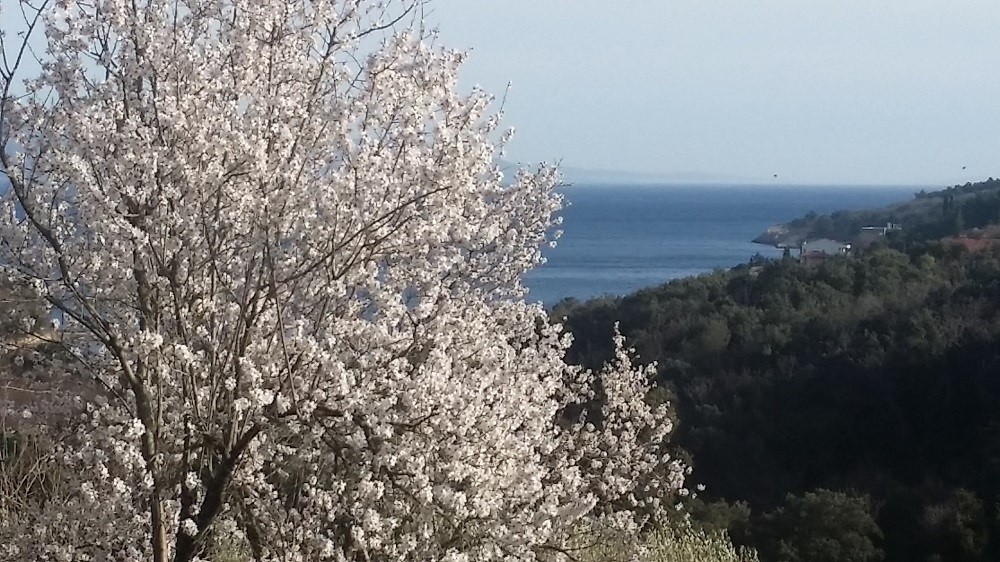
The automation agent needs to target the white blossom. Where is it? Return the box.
[0,1,685,560]
[180,519,199,537]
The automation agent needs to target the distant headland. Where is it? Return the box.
[753,178,1000,249]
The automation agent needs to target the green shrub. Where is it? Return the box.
[758,490,883,562]
[0,432,20,462]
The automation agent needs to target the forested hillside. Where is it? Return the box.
[754,177,1000,247]
[557,241,1000,561]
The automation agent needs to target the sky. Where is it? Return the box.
[427,0,1000,185]
[3,1,998,186]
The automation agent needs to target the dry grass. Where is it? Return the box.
[569,523,759,562]
[0,425,69,519]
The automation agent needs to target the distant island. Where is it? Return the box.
[559,166,758,185]
[496,159,760,186]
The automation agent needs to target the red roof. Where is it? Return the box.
[947,236,999,253]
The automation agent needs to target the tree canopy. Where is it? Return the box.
[559,243,1000,561]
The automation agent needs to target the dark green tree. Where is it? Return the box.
[758,490,883,562]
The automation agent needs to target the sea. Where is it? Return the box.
[522,184,925,306]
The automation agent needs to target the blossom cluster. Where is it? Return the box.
[0,1,685,560]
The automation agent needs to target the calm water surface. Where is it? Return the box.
[523,184,924,305]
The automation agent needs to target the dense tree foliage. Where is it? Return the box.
[558,242,1000,561]
[756,490,882,562]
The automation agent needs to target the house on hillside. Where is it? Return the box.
[799,238,851,265]
[948,237,996,253]
[856,222,903,249]
[861,222,902,236]
[943,227,1000,253]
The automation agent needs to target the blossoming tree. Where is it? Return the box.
[0,0,684,560]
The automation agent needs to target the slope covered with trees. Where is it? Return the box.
[754,178,1000,248]
[558,241,1000,561]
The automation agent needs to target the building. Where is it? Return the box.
[798,238,851,265]
[943,227,1000,253]
[860,222,902,236]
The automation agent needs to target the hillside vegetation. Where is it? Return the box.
[754,178,1000,247]
[558,182,1000,561]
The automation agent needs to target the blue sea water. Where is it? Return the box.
[523,184,924,306]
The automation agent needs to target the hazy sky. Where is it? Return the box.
[3,1,997,185]
[428,1,1000,185]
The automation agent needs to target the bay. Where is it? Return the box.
[523,183,924,306]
